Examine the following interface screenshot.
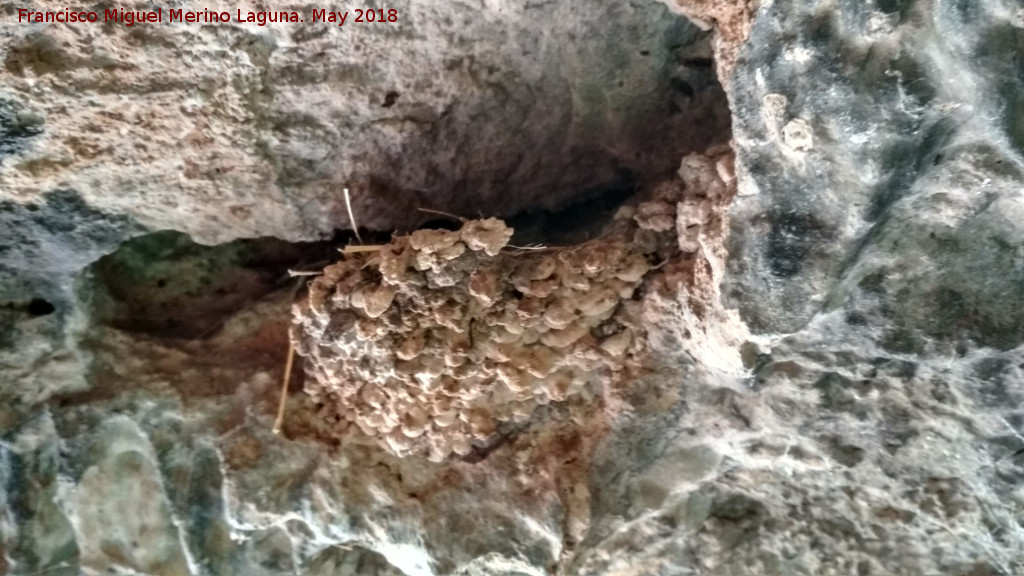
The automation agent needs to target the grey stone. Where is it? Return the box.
[0,0,728,245]
[725,0,1024,336]
[2,0,1024,574]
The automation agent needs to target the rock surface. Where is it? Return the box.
[4,0,1024,575]
[0,0,728,245]
[656,0,758,87]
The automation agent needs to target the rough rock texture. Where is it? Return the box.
[4,0,1024,575]
[1,146,741,576]
[656,0,759,86]
[704,0,1024,573]
[0,0,728,246]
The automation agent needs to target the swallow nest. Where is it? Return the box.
[292,150,733,461]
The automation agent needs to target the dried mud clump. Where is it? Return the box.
[293,149,735,461]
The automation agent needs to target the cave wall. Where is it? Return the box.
[3,1,1024,575]
[1,0,726,246]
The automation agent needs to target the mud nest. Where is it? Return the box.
[292,150,734,461]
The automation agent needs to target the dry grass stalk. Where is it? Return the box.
[344,187,365,244]
[272,338,296,435]
[341,245,386,254]
[417,207,467,222]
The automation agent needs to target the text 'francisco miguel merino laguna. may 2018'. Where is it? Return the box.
[16,7,398,27]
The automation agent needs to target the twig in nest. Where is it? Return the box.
[506,244,554,251]
[273,279,306,436]
[344,187,364,244]
[272,338,295,435]
[287,269,323,277]
[340,244,386,254]
[418,207,467,222]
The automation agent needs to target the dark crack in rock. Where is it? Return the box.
[0,97,43,161]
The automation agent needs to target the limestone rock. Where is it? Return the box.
[725,0,1024,337]
[3,0,1024,574]
[655,0,759,87]
[0,0,728,246]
